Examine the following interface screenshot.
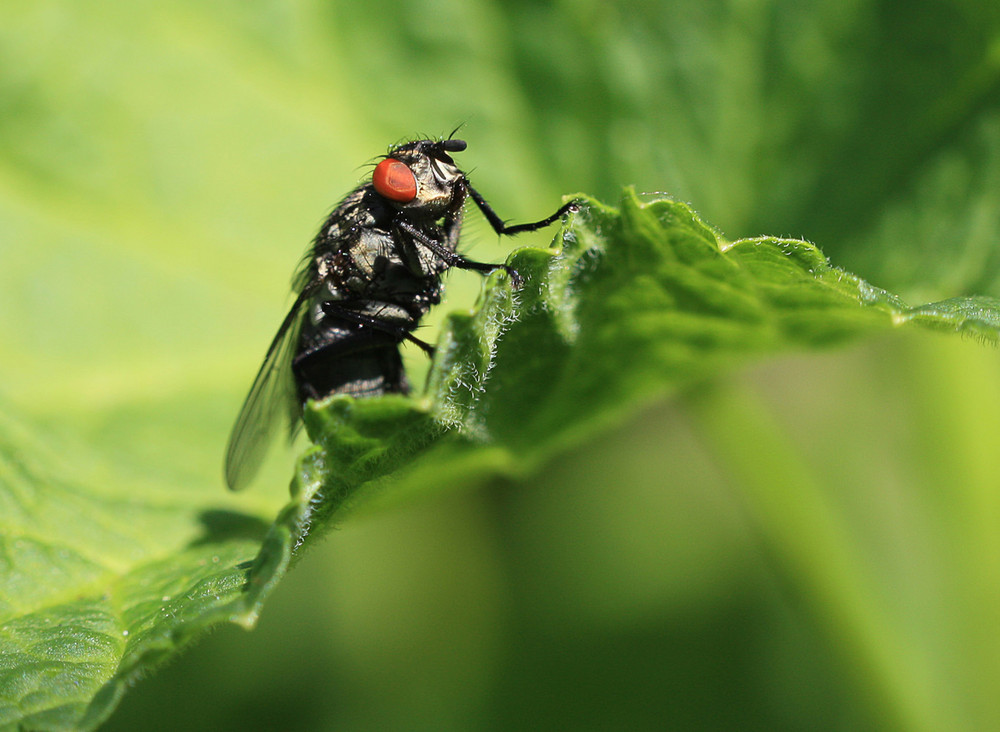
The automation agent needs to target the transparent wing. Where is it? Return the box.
[224,287,313,490]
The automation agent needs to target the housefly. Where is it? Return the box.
[224,137,576,490]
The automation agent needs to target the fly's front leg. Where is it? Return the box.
[395,220,523,288]
[465,183,579,235]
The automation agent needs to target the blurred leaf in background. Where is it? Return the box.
[3,0,1000,730]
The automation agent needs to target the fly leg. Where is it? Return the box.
[320,300,436,356]
[465,184,579,235]
[395,220,524,288]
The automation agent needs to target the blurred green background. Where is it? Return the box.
[3,0,1000,730]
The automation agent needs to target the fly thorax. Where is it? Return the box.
[350,227,394,279]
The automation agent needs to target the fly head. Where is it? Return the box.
[372,139,468,215]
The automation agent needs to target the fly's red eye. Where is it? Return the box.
[373,158,417,202]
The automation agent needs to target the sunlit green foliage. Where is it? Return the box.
[3,1,1000,730]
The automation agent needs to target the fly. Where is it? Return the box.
[224,137,576,490]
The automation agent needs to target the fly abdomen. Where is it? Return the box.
[295,296,421,400]
[293,331,407,400]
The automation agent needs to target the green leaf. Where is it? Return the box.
[6,186,1000,730]
[0,409,281,731]
[6,187,1000,730]
[501,1,1000,301]
[297,190,1000,521]
[4,2,1000,730]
